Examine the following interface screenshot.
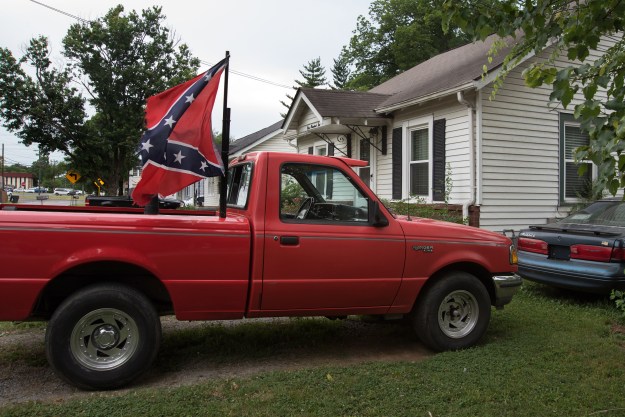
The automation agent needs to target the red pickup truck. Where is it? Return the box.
[0,152,520,390]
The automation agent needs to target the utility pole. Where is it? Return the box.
[1,143,4,190]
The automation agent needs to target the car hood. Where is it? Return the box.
[395,216,510,245]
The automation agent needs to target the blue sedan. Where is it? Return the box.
[517,199,625,293]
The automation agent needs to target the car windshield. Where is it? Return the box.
[559,201,625,227]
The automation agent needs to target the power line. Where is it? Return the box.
[199,60,292,89]
[29,0,292,90]
[29,0,89,24]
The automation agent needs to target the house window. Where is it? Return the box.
[560,113,593,201]
[358,138,371,188]
[313,144,328,197]
[409,127,429,196]
[394,117,444,201]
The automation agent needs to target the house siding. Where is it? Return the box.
[376,96,472,203]
[298,108,322,135]
[245,134,293,154]
[478,38,615,231]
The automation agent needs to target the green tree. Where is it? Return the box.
[0,37,88,158]
[281,57,328,116]
[442,0,625,196]
[331,53,351,90]
[296,57,327,88]
[0,6,200,195]
[342,0,472,90]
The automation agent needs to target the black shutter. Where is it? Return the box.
[346,134,352,158]
[328,143,335,156]
[381,125,387,155]
[392,127,403,200]
[432,119,446,201]
[307,146,313,155]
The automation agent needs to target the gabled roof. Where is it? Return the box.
[229,120,283,155]
[299,88,391,119]
[281,88,391,132]
[371,34,512,111]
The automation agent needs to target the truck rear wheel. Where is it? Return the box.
[413,271,490,351]
[45,283,161,390]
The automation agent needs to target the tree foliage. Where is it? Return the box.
[341,0,472,90]
[0,37,87,157]
[280,57,328,117]
[331,53,351,90]
[442,0,625,196]
[0,6,200,194]
[295,57,327,88]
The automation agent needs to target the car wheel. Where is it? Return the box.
[412,271,491,351]
[45,283,161,390]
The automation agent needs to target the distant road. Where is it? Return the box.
[8,193,86,207]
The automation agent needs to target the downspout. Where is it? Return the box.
[457,91,476,223]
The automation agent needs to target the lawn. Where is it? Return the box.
[2,282,625,417]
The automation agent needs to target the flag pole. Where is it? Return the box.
[219,51,231,219]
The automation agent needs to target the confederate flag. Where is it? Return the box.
[132,58,227,206]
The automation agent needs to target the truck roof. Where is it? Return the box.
[230,152,368,168]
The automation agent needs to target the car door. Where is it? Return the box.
[261,156,406,314]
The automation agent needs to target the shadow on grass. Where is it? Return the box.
[521,280,615,310]
[154,317,428,374]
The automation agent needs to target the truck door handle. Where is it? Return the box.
[279,236,299,246]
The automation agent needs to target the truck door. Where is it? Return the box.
[261,159,405,314]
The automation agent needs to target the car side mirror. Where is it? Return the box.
[370,200,389,227]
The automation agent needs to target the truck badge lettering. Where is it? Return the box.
[412,245,434,253]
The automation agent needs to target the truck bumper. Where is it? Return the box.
[492,273,522,308]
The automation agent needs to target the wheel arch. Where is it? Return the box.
[33,261,173,319]
[414,262,496,309]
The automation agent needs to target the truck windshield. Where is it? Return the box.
[226,163,252,208]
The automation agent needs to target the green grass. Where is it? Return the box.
[3,283,625,417]
[0,321,45,332]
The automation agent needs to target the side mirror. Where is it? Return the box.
[370,200,389,227]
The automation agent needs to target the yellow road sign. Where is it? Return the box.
[66,170,81,184]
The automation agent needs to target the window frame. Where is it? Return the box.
[278,162,371,226]
[559,113,595,204]
[226,162,254,209]
[355,137,375,192]
[402,116,434,200]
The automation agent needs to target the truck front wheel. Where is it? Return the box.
[412,272,490,351]
[45,283,161,390]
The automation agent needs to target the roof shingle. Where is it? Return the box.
[298,88,390,119]
[370,34,511,109]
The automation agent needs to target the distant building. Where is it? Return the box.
[2,172,34,189]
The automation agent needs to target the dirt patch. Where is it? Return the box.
[0,317,430,406]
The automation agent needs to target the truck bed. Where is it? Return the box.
[0,207,250,321]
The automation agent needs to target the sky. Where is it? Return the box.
[0,0,372,166]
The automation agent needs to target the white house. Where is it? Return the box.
[229,120,296,158]
[282,34,616,232]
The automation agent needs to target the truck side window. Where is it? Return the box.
[227,163,252,208]
[280,163,369,223]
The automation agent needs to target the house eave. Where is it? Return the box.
[375,82,476,114]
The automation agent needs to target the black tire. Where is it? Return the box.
[412,271,491,352]
[45,283,161,390]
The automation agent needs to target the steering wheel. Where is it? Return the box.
[295,197,315,220]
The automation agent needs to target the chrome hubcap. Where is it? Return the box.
[92,324,120,350]
[438,290,479,338]
[70,308,139,370]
